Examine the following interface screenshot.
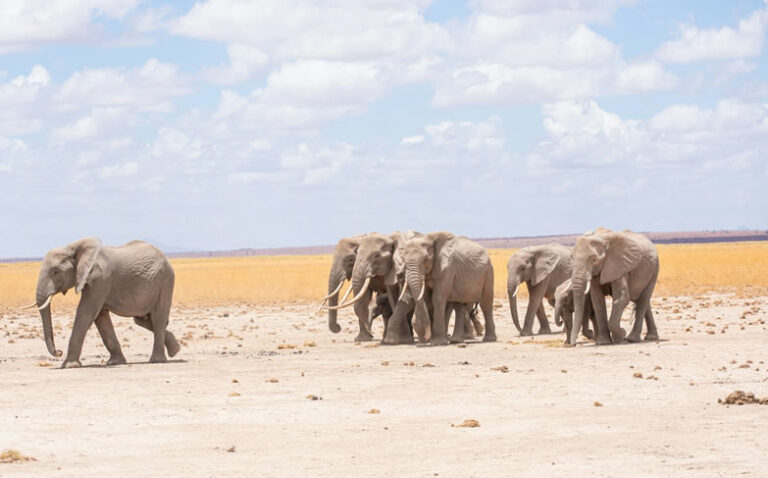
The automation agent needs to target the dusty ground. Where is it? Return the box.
[1,295,767,477]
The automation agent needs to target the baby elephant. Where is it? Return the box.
[27,238,180,368]
[553,279,599,344]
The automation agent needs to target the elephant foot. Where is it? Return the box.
[166,336,182,358]
[482,333,497,343]
[107,355,127,366]
[538,326,553,335]
[61,359,82,369]
[449,334,465,344]
[328,323,341,334]
[149,354,167,364]
[626,332,642,343]
[611,328,627,344]
[519,328,533,337]
[381,334,414,345]
[354,332,374,342]
[595,335,612,346]
[430,337,449,346]
[644,332,659,341]
[583,329,595,340]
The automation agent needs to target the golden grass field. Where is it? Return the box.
[0,242,766,308]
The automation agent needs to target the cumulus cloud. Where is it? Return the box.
[656,4,768,63]
[0,0,138,52]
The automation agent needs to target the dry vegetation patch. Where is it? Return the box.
[0,450,36,464]
[1,242,766,308]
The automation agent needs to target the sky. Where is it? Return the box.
[0,0,767,257]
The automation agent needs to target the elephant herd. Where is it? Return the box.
[20,227,659,368]
[321,228,660,347]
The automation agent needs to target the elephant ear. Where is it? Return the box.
[385,233,406,287]
[72,237,102,294]
[426,231,456,279]
[532,248,562,286]
[600,232,643,284]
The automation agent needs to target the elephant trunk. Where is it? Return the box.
[405,264,429,342]
[507,276,521,332]
[553,294,564,327]
[570,268,589,345]
[36,278,60,357]
[326,266,345,333]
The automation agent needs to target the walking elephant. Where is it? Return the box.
[399,232,496,346]
[553,279,599,344]
[507,243,573,336]
[27,238,179,368]
[329,232,414,342]
[569,228,660,345]
[322,235,365,334]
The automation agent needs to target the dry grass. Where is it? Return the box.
[0,242,766,309]
[0,449,36,464]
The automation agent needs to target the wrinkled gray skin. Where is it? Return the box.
[569,229,660,346]
[553,279,598,344]
[35,238,179,368]
[342,232,409,342]
[506,243,573,336]
[401,232,496,346]
[325,235,364,334]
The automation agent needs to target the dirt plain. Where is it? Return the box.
[1,293,767,477]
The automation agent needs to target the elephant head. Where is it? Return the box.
[324,236,363,333]
[569,228,642,344]
[506,244,566,333]
[31,237,102,357]
[400,232,455,342]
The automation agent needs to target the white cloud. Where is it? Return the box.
[616,61,677,92]
[169,0,445,62]
[656,5,768,63]
[202,44,269,85]
[0,0,138,52]
[56,59,188,110]
[99,161,138,179]
[0,135,27,172]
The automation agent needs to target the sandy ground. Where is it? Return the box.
[1,295,767,477]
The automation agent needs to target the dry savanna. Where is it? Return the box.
[1,241,767,476]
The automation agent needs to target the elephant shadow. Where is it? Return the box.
[50,358,188,369]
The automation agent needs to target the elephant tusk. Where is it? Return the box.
[584,280,591,295]
[37,295,53,310]
[20,301,38,310]
[335,283,354,307]
[321,280,345,301]
[328,277,371,310]
[398,282,409,302]
[512,284,519,297]
[416,279,425,301]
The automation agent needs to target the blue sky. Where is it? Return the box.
[0,0,766,256]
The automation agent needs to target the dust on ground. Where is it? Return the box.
[1,295,767,477]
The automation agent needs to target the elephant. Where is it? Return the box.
[27,238,180,368]
[329,232,414,342]
[553,279,599,344]
[400,232,496,346]
[506,243,573,336]
[322,235,365,334]
[569,228,660,345]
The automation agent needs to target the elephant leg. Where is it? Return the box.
[430,291,449,346]
[582,301,595,340]
[536,303,552,334]
[480,273,496,342]
[627,299,647,343]
[134,316,181,358]
[590,279,611,345]
[381,297,414,345]
[352,292,374,342]
[521,281,547,336]
[148,298,173,363]
[644,307,659,341]
[562,310,572,344]
[449,304,467,343]
[62,288,108,368]
[95,309,127,366]
[607,277,630,344]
